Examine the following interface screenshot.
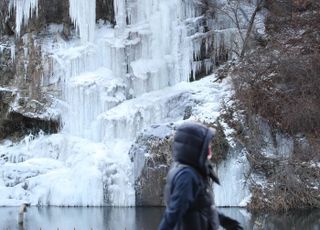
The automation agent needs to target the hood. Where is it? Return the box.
[173,121,216,176]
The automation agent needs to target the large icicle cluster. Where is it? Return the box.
[9,0,96,42]
[69,0,96,42]
[9,0,39,36]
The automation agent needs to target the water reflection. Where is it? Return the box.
[0,206,164,230]
[251,209,320,230]
[219,208,320,230]
[0,206,319,230]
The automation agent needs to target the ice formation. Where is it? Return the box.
[9,0,39,36]
[0,0,256,207]
[214,150,251,207]
[69,0,96,42]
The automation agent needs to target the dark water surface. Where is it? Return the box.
[0,206,319,230]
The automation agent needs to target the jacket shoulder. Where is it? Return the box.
[173,165,204,186]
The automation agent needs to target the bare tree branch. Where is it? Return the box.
[212,0,265,59]
[240,0,265,58]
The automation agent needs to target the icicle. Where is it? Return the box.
[113,0,127,31]
[69,0,96,43]
[205,59,211,74]
[193,39,202,60]
[10,0,39,36]
[10,44,15,61]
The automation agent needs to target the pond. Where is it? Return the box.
[0,206,319,230]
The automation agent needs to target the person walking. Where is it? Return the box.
[158,121,243,230]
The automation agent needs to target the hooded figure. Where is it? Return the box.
[158,121,242,230]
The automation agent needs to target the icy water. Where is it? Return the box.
[0,207,319,230]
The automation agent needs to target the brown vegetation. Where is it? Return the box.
[229,0,320,211]
[247,152,320,211]
[233,52,320,135]
[233,1,320,136]
[209,121,230,165]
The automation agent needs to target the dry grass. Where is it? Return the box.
[246,150,320,211]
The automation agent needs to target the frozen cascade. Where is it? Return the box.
[0,0,253,207]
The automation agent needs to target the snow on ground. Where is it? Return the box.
[0,134,106,206]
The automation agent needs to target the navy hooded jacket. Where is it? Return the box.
[158,121,219,230]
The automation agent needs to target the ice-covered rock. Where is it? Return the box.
[129,123,175,206]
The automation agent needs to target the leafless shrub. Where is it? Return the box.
[247,151,320,211]
[231,3,320,211]
[200,120,230,164]
[210,121,230,164]
[213,0,266,58]
[293,136,320,161]
[275,54,320,134]
[292,0,320,11]
[233,52,320,136]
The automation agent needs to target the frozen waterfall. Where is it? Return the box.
[0,0,251,207]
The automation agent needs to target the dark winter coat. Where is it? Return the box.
[158,122,219,230]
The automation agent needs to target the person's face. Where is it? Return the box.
[207,143,212,160]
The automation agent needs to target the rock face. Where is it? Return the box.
[129,124,175,206]
[0,89,14,137]
[0,0,68,140]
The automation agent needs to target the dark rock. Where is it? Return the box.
[96,0,115,25]
[0,42,15,86]
[0,0,13,36]
[0,111,60,140]
[0,89,14,123]
[129,123,175,206]
[183,106,193,120]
